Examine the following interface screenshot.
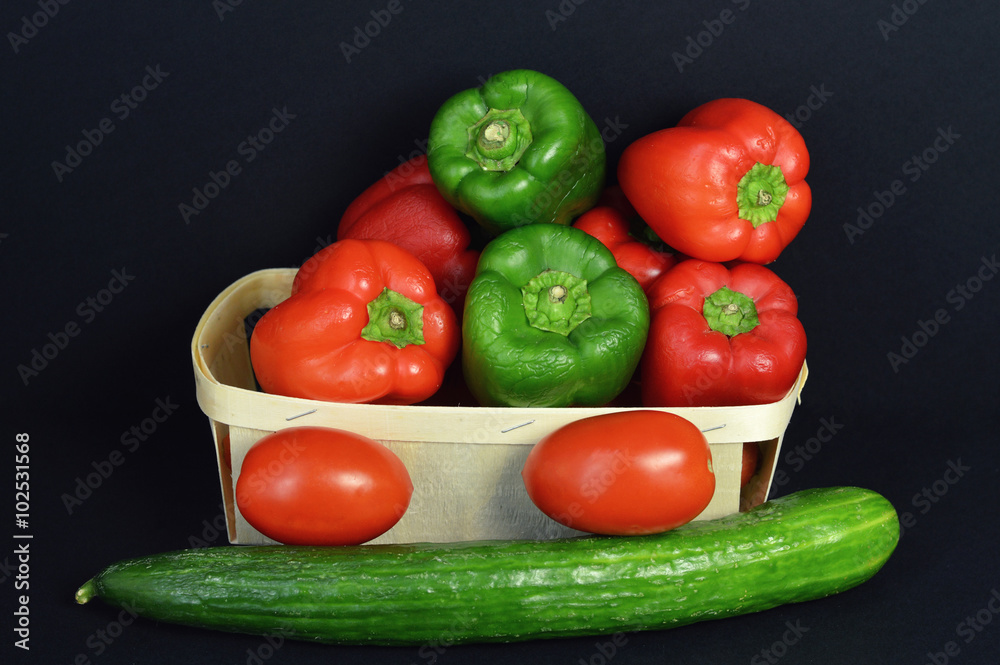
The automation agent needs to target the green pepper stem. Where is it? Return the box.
[362,288,425,348]
[480,120,510,148]
[521,270,591,336]
[702,286,759,336]
[736,162,789,228]
[466,108,532,172]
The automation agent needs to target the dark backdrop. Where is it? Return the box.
[3,1,999,663]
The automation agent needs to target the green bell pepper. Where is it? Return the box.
[462,223,649,407]
[427,69,606,234]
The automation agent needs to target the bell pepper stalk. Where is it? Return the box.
[462,223,649,407]
[249,239,460,405]
[427,69,606,234]
[617,98,811,264]
[640,259,806,407]
[338,155,481,314]
[573,205,678,293]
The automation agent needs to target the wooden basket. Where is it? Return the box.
[192,269,808,545]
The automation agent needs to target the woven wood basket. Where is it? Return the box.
[192,268,808,545]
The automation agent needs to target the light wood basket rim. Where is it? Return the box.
[191,268,808,445]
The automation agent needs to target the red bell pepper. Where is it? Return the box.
[249,239,460,405]
[573,205,677,293]
[617,98,811,264]
[338,155,480,312]
[640,259,806,407]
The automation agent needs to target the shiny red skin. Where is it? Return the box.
[521,410,716,536]
[573,205,677,292]
[250,238,460,405]
[617,98,811,264]
[339,155,480,312]
[641,259,806,407]
[236,427,413,546]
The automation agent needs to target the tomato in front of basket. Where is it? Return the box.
[521,410,716,536]
[235,427,413,546]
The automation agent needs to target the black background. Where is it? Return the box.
[3,1,999,663]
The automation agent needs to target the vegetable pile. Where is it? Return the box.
[248,69,810,413]
[235,69,814,543]
[78,69,898,646]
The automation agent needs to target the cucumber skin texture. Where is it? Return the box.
[76,486,899,646]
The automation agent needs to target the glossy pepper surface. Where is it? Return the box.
[573,204,677,293]
[250,239,459,405]
[640,259,806,407]
[618,98,811,264]
[338,155,480,313]
[462,223,649,407]
[427,69,606,234]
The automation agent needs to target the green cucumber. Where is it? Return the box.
[76,486,898,645]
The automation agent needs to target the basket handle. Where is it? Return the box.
[191,268,296,388]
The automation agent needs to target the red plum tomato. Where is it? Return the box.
[235,427,413,545]
[521,410,716,536]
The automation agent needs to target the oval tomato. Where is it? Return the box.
[521,410,715,536]
[235,427,413,546]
